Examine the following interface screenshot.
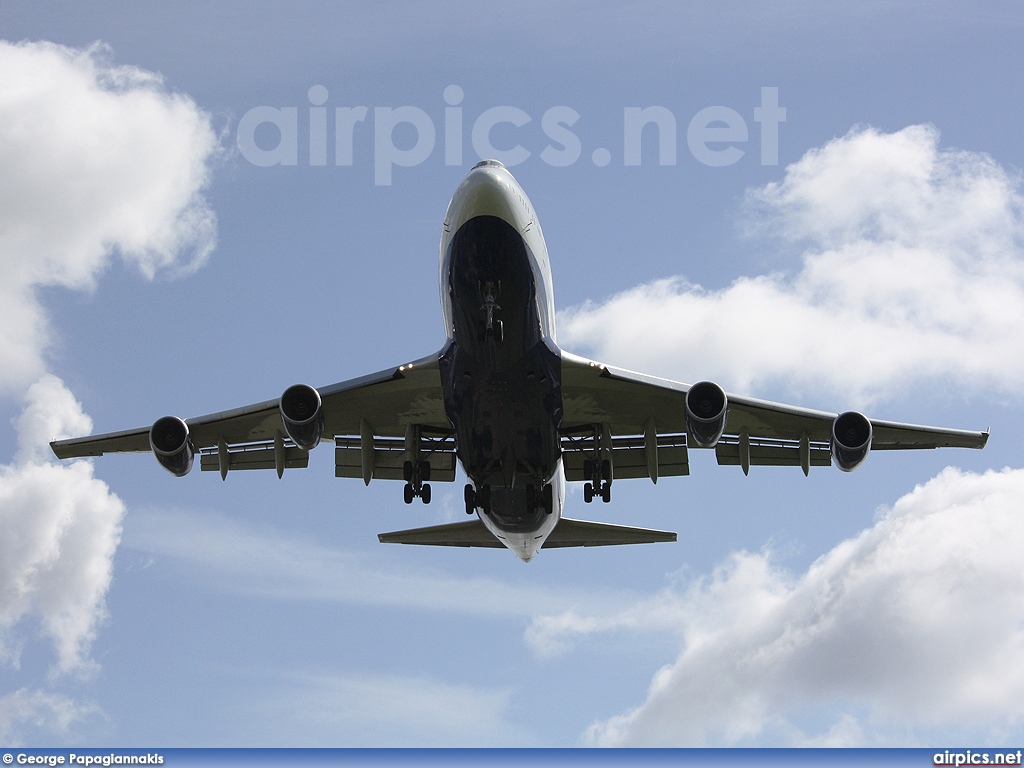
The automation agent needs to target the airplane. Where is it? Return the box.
[51,159,990,562]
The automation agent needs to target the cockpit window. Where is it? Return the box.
[472,159,506,169]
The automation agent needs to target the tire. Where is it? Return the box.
[419,461,431,482]
[601,484,611,503]
[404,484,414,504]
[584,482,593,503]
[421,484,431,504]
[543,483,554,514]
[403,461,413,483]
[464,484,475,514]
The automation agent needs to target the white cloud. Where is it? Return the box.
[0,38,219,685]
[523,465,1024,746]
[559,125,1024,405]
[0,39,218,394]
[0,377,125,675]
[0,687,102,745]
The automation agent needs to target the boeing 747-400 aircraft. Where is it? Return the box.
[52,160,989,561]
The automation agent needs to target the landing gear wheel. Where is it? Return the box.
[601,483,611,503]
[584,482,594,504]
[494,319,503,343]
[403,461,413,483]
[421,484,431,504]
[479,484,492,514]
[419,461,431,482]
[404,484,414,504]
[583,460,594,481]
[525,484,536,512]
[464,484,476,515]
[543,483,554,515]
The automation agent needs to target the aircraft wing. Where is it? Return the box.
[51,352,454,480]
[559,350,988,479]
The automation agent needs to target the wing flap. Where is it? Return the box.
[715,436,832,468]
[335,435,457,482]
[561,432,689,481]
[199,444,309,472]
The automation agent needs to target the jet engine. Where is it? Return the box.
[149,416,194,477]
[831,411,872,472]
[280,384,324,451]
[686,381,728,448]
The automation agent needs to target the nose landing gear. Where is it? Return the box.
[479,281,503,342]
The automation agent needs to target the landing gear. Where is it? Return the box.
[583,458,612,503]
[464,483,491,514]
[403,459,431,504]
[479,281,503,342]
[525,483,555,514]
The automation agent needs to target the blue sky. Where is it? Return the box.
[0,0,1022,747]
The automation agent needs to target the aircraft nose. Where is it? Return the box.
[446,161,521,233]
[472,159,506,170]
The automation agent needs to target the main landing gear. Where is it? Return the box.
[463,483,554,515]
[526,483,555,515]
[404,460,431,504]
[583,459,611,503]
[464,483,491,514]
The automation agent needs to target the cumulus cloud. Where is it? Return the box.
[0,39,218,393]
[559,125,1024,405]
[0,377,125,676]
[522,466,1024,745]
[0,39,219,686]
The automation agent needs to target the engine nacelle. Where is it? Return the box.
[149,416,194,477]
[831,411,872,472]
[280,384,324,452]
[686,381,728,448]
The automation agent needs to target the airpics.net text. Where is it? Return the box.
[236,86,786,185]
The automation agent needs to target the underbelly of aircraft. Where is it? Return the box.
[439,215,563,530]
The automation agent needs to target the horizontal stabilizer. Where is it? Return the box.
[544,517,676,547]
[378,517,676,549]
[378,520,503,548]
